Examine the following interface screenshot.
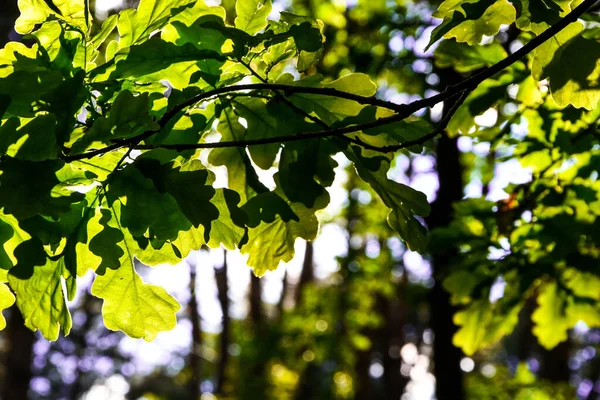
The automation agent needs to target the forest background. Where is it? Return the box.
[0,0,599,399]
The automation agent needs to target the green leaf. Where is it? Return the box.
[70,90,159,154]
[429,0,516,48]
[344,146,431,252]
[242,191,299,227]
[0,115,58,161]
[0,159,84,220]
[0,213,31,271]
[232,97,280,170]
[89,38,226,89]
[16,0,90,35]
[9,257,72,341]
[447,71,513,136]
[532,281,571,349]
[278,138,337,208]
[0,70,65,118]
[86,204,181,340]
[207,189,248,250]
[287,73,377,125]
[116,0,196,47]
[89,14,119,50]
[452,300,492,356]
[107,162,194,242]
[532,22,600,109]
[242,199,317,276]
[0,283,15,331]
[235,0,272,35]
[514,0,562,34]
[31,20,87,74]
[208,106,252,203]
[289,22,323,52]
[167,1,226,25]
[87,208,125,276]
[434,40,507,73]
[453,299,520,355]
[92,256,180,341]
[134,159,219,240]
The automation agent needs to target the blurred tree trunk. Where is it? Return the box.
[247,269,268,398]
[539,339,571,382]
[0,0,18,44]
[427,68,466,400]
[188,261,202,400]
[379,281,409,400]
[2,308,35,400]
[429,136,465,400]
[276,270,288,319]
[214,250,230,395]
[516,297,535,362]
[68,292,95,400]
[354,349,372,400]
[250,273,264,328]
[338,170,373,399]
[295,241,314,307]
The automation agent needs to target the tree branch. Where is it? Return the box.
[62,0,597,162]
[345,90,469,153]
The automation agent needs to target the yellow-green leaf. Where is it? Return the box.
[0,283,15,331]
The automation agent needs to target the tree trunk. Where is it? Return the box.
[276,270,288,320]
[2,308,35,400]
[249,272,263,328]
[295,241,314,307]
[354,349,372,400]
[68,292,95,400]
[188,261,202,400]
[516,297,535,362]
[427,68,466,400]
[0,0,19,45]
[214,250,230,395]
[246,269,268,398]
[380,285,409,400]
[538,339,571,382]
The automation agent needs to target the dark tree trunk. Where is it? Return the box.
[246,269,268,398]
[538,339,571,382]
[68,292,95,400]
[188,262,202,400]
[516,297,536,362]
[249,272,263,328]
[339,170,372,398]
[427,68,466,400]
[276,270,288,319]
[214,250,230,395]
[380,286,409,400]
[2,308,35,400]
[0,0,19,45]
[354,349,372,400]
[295,241,314,307]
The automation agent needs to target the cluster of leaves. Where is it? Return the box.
[429,0,600,355]
[0,0,598,347]
[0,0,433,341]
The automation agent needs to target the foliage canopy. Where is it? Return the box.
[0,0,599,360]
